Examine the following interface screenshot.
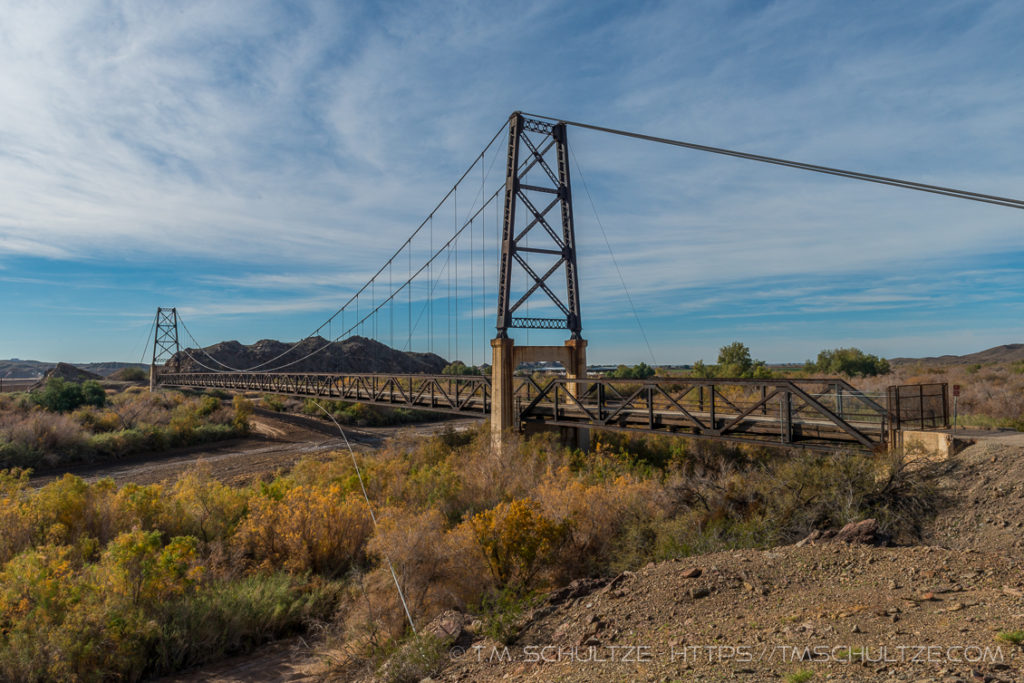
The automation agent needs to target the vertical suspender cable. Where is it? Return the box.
[470,217,475,368]
[408,241,412,351]
[429,215,434,354]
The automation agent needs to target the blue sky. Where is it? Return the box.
[1,0,1022,366]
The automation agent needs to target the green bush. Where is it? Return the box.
[116,367,148,382]
[261,394,286,412]
[31,378,107,413]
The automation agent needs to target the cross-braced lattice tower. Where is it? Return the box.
[150,307,180,390]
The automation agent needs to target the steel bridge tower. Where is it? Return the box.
[150,307,180,391]
[491,112,588,449]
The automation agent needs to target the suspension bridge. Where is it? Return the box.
[146,112,1023,452]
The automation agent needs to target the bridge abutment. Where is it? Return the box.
[490,336,590,452]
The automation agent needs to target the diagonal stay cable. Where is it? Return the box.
[521,112,1024,210]
[569,144,658,367]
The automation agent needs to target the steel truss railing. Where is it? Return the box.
[160,372,492,416]
[160,371,894,450]
[516,377,888,450]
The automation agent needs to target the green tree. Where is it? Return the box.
[692,343,771,379]
[717,342,753,376]
[809,348,890,377]
[442,361,481,376]
[610,362,656,379]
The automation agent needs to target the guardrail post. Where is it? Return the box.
[781,390,792,444]
[709,384,716,431]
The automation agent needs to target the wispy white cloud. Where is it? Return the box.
[1,0,1022,362]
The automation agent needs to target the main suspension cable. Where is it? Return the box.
[521,112,1024,210]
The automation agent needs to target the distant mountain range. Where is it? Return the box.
[0,360,147,379]
[888,344,1024,365]
[4,342,1020,379]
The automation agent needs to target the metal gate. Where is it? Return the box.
[886,383,948,431]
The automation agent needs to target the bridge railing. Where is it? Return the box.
[160,372,493,416]
[515,376,889,450]
[0,377,38,393]
[159,371,948,452]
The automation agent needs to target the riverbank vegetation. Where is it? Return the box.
[0,423,939,680]
[0,382,252,469]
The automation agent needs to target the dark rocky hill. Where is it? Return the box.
[168,335,449,374]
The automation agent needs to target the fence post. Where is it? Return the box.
[781,390,792,443]
[919,385,925,430]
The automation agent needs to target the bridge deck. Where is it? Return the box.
[160,371,894,451]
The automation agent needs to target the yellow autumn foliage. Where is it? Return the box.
[464,498,565,590]
[235,483,372,575]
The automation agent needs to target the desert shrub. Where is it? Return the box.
[367,508,485,622]
[99,530,202,605]
[151,573,341,675]
[536,470,667,578]
[29,474,123,548]
[464,498,566,591]
[162,465,248,543]
[235,484,372,575]
[455,429,567,514]
[0,469,34,565]
[232,395,253,432]
[0,439,43,468]
[261,394,286,412]
[73,406,123,433]
[89,427,152,458]
[0,534,194,682]
[113,366,148,382]
[379,632,452,683]
[0,534,339,682]
[1,411,89,466]
[115,482,167,531]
